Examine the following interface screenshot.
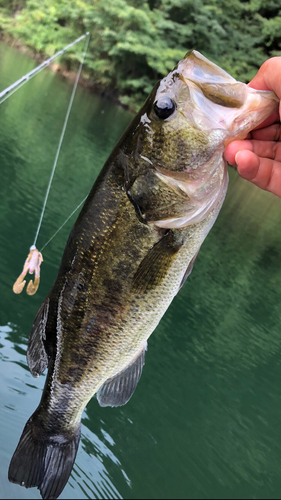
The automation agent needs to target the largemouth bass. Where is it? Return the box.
[9,51,279,499]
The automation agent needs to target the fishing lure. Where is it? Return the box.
[5,33,90,296]
[13,246,43,295]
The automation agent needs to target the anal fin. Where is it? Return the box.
[27,298,50,377]
[97,343,147,407]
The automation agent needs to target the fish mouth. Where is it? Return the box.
[176,50,279,140]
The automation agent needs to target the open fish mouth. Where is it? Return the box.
[175,51,279,141]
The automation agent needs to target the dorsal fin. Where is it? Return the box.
[97,343,147,407]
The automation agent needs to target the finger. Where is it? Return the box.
[235,150,281,197]
[251,109,280,131]
[224,140,254,165]
[248,57,281,96]
[224,138,281,165]
[248,140,281,161]
[247,57,281,130]
[251,122,281,141]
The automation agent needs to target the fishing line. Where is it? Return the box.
[33,32,90,248]
[9,32,91,295]
[40,195,88,252]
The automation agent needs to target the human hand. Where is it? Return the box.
[224,57,281,198]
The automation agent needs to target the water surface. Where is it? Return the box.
[1,41,281,499]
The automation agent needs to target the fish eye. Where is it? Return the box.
[154,97,176,119]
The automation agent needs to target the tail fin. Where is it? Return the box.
[8,411,81,499]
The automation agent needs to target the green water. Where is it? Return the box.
[1,41,281,500]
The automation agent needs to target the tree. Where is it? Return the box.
[0,0,280,110]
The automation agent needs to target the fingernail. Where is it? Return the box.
[235,151,242,165]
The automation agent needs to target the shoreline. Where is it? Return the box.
[0,33,126,109]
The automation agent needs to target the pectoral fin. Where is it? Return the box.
[97,343,147,407]
[26,298,50,377]
[132,230,182,294]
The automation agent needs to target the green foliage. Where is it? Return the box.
[0,0,280,110]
